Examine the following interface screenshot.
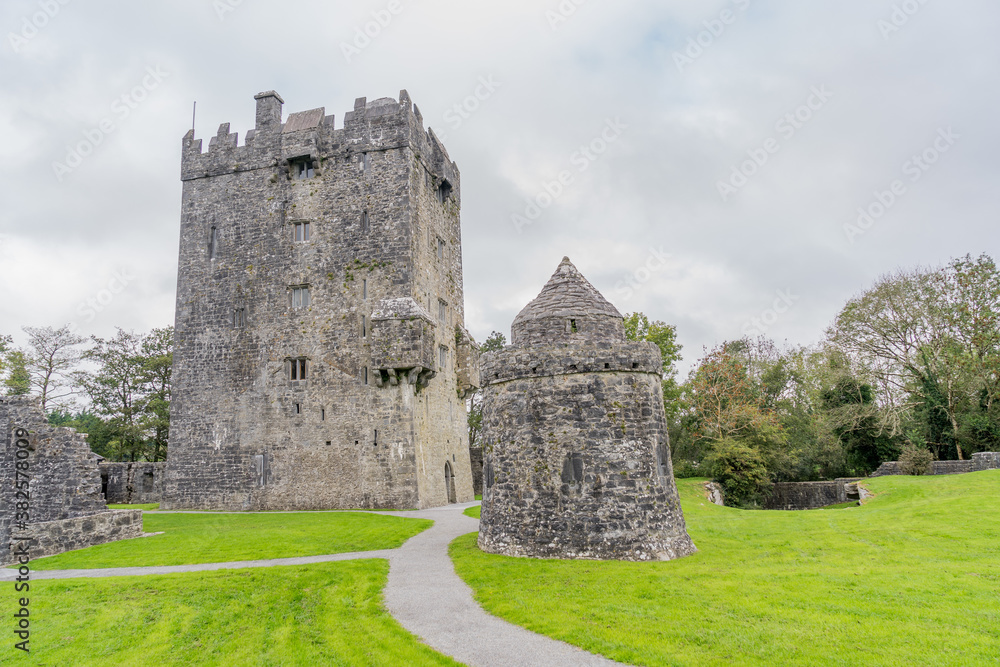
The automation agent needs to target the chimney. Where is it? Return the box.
[254,91,284,132]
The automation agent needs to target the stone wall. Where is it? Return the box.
[870,455,1000,477]
[764,452,1000,511]
[0,398,143,565]
[5,510,143,565]
[764,478,863,511]
[100,462,166,504]
[164,90,475,511]
[973,452,1000,471]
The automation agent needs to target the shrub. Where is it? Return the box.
[708,438,772,508]
[898,444,933,475]
[672,459,703,478]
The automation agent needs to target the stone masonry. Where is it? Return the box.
[163,91,476,510]
[0,398,142,565]
[477,258,697,561]
[100,462,166,504]
[871,452,1000,477]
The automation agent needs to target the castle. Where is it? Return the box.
[162,91,477,510]
[477,258,696,561]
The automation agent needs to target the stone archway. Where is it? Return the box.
[445,462,457,504]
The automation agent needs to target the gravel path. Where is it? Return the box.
[2,503,626,666]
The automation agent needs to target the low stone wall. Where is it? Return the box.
[871,453,1000,477]
[4,509,143,565]
[764,478,863,511]
[101,462,166,504]
[973,452,1000,471]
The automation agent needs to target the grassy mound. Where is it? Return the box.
[452,472,1000,665]
[30,512,431,570]
[20,561,457,665]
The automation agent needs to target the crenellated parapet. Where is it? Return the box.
[180,89,460,197]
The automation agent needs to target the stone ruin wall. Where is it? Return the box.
[760,452,1000,511]
[0,398,142,565]
[101,462,166,504]
[871,452,1000,477]
[764,478,864,511]
[163,90,475,511]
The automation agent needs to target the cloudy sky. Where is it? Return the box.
[1,0,997,374]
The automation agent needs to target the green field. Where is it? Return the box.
[107,503,160,511]
[19,561,457,666]
[452,472,1000,666]
[29,512,431,570]
[464,504,481,519]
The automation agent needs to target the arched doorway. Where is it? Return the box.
[444,462,457,504]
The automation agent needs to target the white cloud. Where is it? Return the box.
[0,0,997,370]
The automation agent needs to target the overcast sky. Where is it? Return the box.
[2,0,997,375]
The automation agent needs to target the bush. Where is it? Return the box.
[898,444,933,475]
[672,459,703,478]
[708,439,772,508]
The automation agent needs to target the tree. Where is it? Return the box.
[683,340,793,481]
[84,328,173,462]
[623,312,684,423]
[3,343,31,396]
[468,331,506,450]
[137,327,173,461]
[21,325,87,411]
[828,256,1000,461]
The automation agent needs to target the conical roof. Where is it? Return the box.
[513,257,622,324]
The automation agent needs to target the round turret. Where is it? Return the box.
[477,257,696,562]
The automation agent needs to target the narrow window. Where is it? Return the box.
[363,366,369,385]
[439,345,448,370]
[438,299,447,322]
[436,237,445,260]
[293,221,310,242]
[292,157,315,179]
[234,308,246,328]
[291,286,311,309]
[361,152,371,173]
[294,403,301,414]
[362,279,368,301]
[561,453,585,484]
[209,226,218,259]
[362,210,370,232]
[321,408,326,421]
[361,315,367,338]
[290,358,307,381]
[374,429,378,446]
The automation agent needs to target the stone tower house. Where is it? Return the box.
[162,91,477,510]
[477,258,696,560]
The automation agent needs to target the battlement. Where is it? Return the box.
[181,90,458,187]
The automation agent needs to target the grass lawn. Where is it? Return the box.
[29,512,431,570]
[452,471,1000,666]
[464,504,481,519]
[13,560,457,666]
[107,503,160,511]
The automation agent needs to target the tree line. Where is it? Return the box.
[0,326,173,462]
[671,254,1000,506]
